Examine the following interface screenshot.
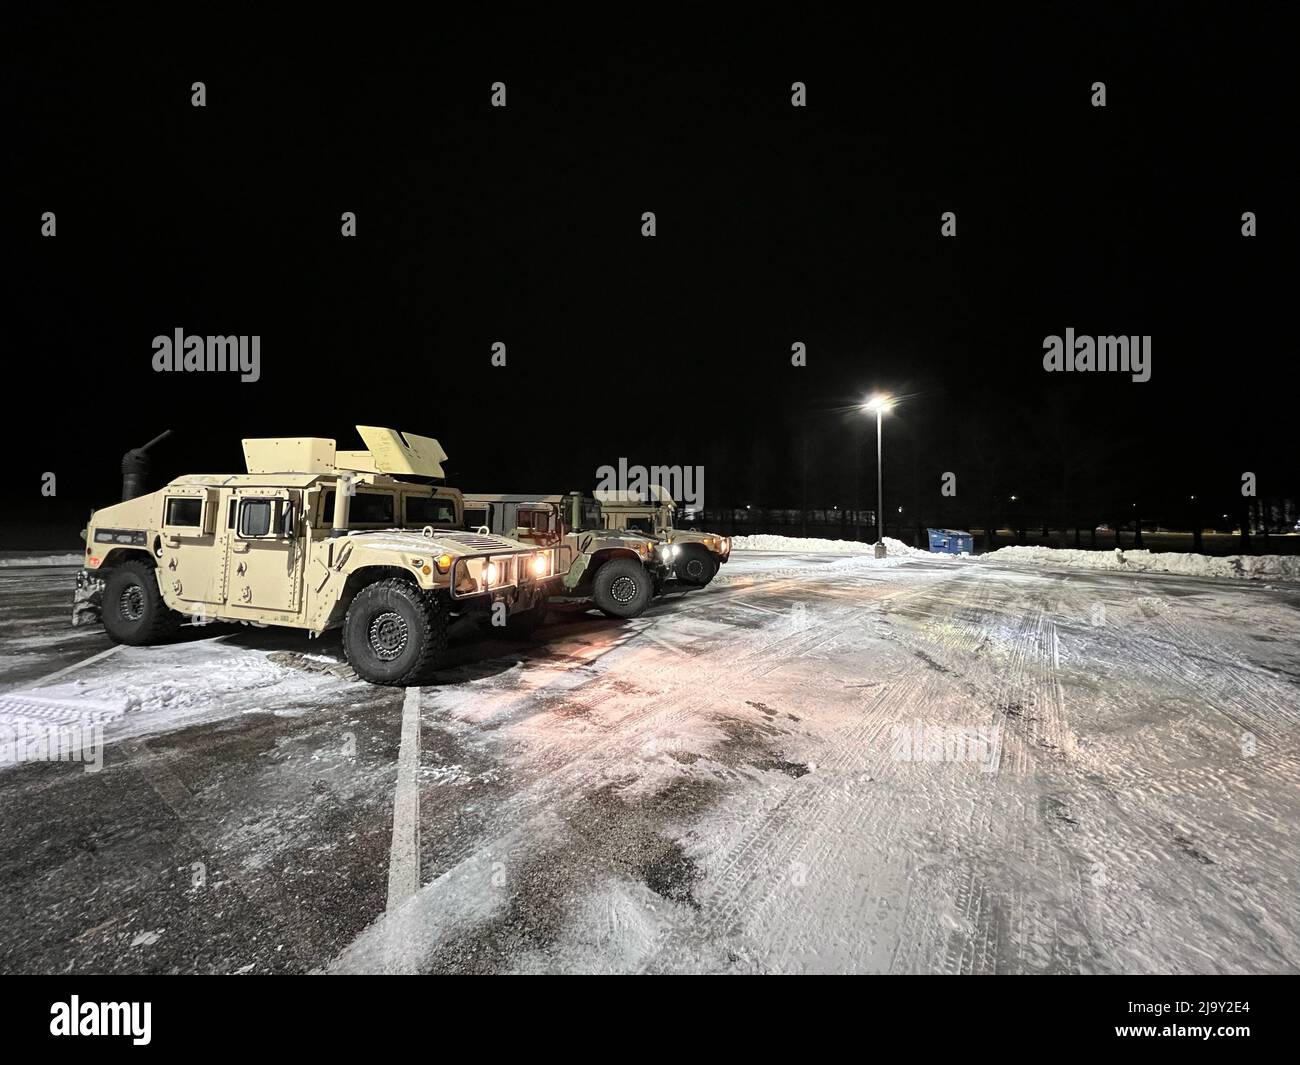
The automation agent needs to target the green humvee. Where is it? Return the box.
[461,492,672,621]
[596,485,730,587]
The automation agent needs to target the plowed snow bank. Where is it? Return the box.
[730,534,932,557]
[0,554,83,567]
[984,545,1300,581]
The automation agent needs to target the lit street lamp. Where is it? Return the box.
[861,394,894,557]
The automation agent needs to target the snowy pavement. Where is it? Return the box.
[1,552,1298,973]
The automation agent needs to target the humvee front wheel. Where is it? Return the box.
[101,560,183,645]
[676,546,718,587]
[591,558,653,619]
[343,579,447,686]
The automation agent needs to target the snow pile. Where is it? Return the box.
[730,534,930,557]
[0,644,346,752]
[0,553,83,567]
[984,545,1300,581]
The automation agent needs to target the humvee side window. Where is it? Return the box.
[239,499,274,538]
[626,516,655,535]
[464,506,489,530]
[164,497,202,527]
[406,496,457,525]
[320,490,395,525]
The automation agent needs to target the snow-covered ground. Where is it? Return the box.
[1,553,1298,974]
[984,544,1300,581]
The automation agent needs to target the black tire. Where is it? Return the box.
[676,546,718,587]
[591,558,653,619]
[343,578,447,686]
[101,560,182,645]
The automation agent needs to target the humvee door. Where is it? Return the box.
[225,488,305,614]
[157,487,226,606]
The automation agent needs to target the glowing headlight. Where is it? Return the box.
[530,553,550,577]
[672,544,681,558]
[485,562,500,584]
[658,545,672,560]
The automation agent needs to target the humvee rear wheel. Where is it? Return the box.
[676,546,718,587]
[591,558,653,619]
[343,579,447,686]
[101,560,182,645]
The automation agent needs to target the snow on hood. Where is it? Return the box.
[345,529,522,554]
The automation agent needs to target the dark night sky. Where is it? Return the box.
[6,5,1295,546]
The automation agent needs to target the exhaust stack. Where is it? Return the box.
[121,430,173,501]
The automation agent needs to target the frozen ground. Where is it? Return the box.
[0,551,1297,974]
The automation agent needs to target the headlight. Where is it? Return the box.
[530,553,550,577]
[658,545,672,560]
[485,562,500,583]
[672,544,681,558]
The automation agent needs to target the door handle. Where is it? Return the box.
[231,542,250,554]
[164,535,180,548]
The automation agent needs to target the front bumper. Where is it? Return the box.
[449,547,564,600]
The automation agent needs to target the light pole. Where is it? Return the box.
[861,395,893,557]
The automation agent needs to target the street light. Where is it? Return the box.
[861,394,894,554]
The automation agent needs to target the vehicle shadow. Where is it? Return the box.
[160,607,643,687]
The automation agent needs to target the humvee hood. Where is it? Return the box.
[346,530,525,555]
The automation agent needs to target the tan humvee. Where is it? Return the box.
[462,492,672,619]
[596,484,731,586]
[76,427,564,685]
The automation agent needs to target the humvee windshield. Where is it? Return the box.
[405,495,457,526]
[321,489,394,525]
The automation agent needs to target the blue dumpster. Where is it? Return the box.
[926,528,973,554]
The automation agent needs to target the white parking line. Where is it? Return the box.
[29,644,123,688]
[386,686,422,910]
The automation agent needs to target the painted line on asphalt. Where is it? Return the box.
[29,644,123,688]
[386,686,422,910]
